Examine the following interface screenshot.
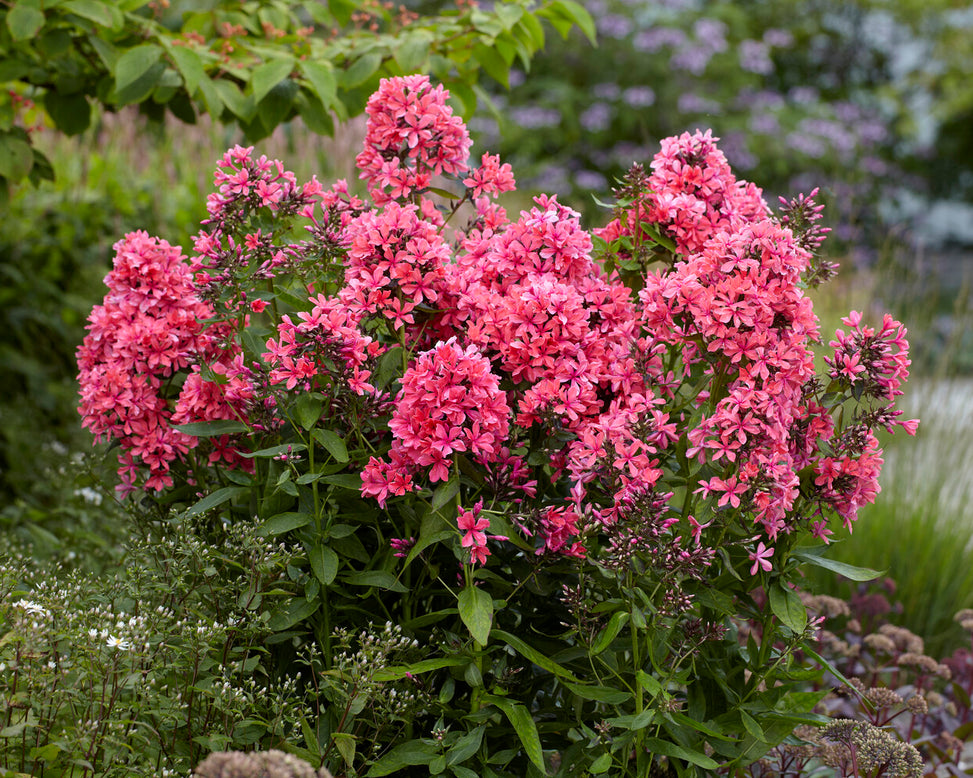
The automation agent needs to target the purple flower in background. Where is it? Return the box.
[694,19,728,52]
[677,93,720,114]
[597,13,633,39]
[633,27,686,53]
[574,170,608,191]
[671,45,712,74]
[580,103,613,132]
[789,86,820,104]
[739,39,774,74]
[593,83,621,100]
[750,113,780,135]
[720,131,758,170]
[800,118,857,156]
[763,28,794,47]
[786,132,827,158]
[623,86,656,108]
[509,106,562,129]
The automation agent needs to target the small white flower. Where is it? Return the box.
[106,635,132,651]
[14,599,48,617]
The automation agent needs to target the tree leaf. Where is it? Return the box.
[166,44,206,95]
[394,29,434,73]
[0,133,33,182]
[339,52,383,88]
[299,59,337,108]
[44,91,91,136]
[492,629,582,682]
[457,585,492,645]
[249,57,294,104]
[7,4,45,42]
[114,44,163,92]
[61,0,121,30]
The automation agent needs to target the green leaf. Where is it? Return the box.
[249,57,294,104]
[7,4,45,42]
[307,543,338,585]
[294,393,323,431]
[166,44,206,96]
[549,0,596,44]
[394,29,434,73]
[431,475,460,512]
[333,732,356,768]
[212,78,255,122]
[267,596,319,631]
[61,0,121,29]
[482,695,544,770]
[342,570,408,593]
[592,611,629,655]
[367,740,439,776]
[241,442,307,459]
[339,52,383,88]
[44,91,91,136]
[792,548,883,581]
[312,429,349,462]
[589,753,612,774]
[373,656,470,682]
[768,583,808,633]
[458,585,492,645]
[322,473,361,490]
[299,59,337,108]
[472,44,510,88]
[564,682,630,705]
[447,726,484,766]
[173,419,249,437]
[260,511,311,535]
[642,738,718,770]
[115,44,163,93]
[492,629,582,682]
[183,486,248,517]
[0,133,33,182]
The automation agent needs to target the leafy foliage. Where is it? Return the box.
[0,0,594,191]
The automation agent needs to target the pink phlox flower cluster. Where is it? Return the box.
[537,505,585,558]
[77,232,217,495]
[361,339,510,505]
[828,311,914,409]
[814,433,885,529]
[264,295,379,396]
[463,152,516,199]
[208,144,300,216]
[340,202,450,332]
[458,501,504,566]
[171,350,255,471]
[356,75,472,203]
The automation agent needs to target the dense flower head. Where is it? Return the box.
[361,339,510,505]
[77,232,220,494]
[356,75,473,203]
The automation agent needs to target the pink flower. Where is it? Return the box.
[748,542,774,575]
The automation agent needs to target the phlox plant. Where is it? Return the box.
[76,74,917,777]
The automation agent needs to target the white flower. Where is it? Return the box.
[14,599,48,617]
[106,635,132,651]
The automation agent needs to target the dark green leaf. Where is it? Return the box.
[0,133,33,182]
[373,656,470,682]
[792,548,883,581]
[173,419,249,437]
[768,583,808,633]
[322,473,361,490]
[642,738,718,770]
[458,585,492,644]
[589,753,612,774]
[308,543,338,585]
[240,443,307,458]
[447,726,484,766]
[260,511,311,535]
[394,30,434,73]
[492,629,582,682]
[183,486,248,517]
[549,0,596,44]
[339,52,383,88]
[61,0,121,29]
[299,59,337,108]
[564,682,630,705]
[592,611,629,655]
[342,570,408,593]
[167,44,206,95]
[472,44,510,87]
[312,429,349,462]
[294,393,323,431]
[482,695,544,770]
[267,596,318,631]
[366,740,439,776]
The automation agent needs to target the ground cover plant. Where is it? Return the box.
[55,73,924,776]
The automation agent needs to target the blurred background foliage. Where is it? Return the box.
[2,0,973,652]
